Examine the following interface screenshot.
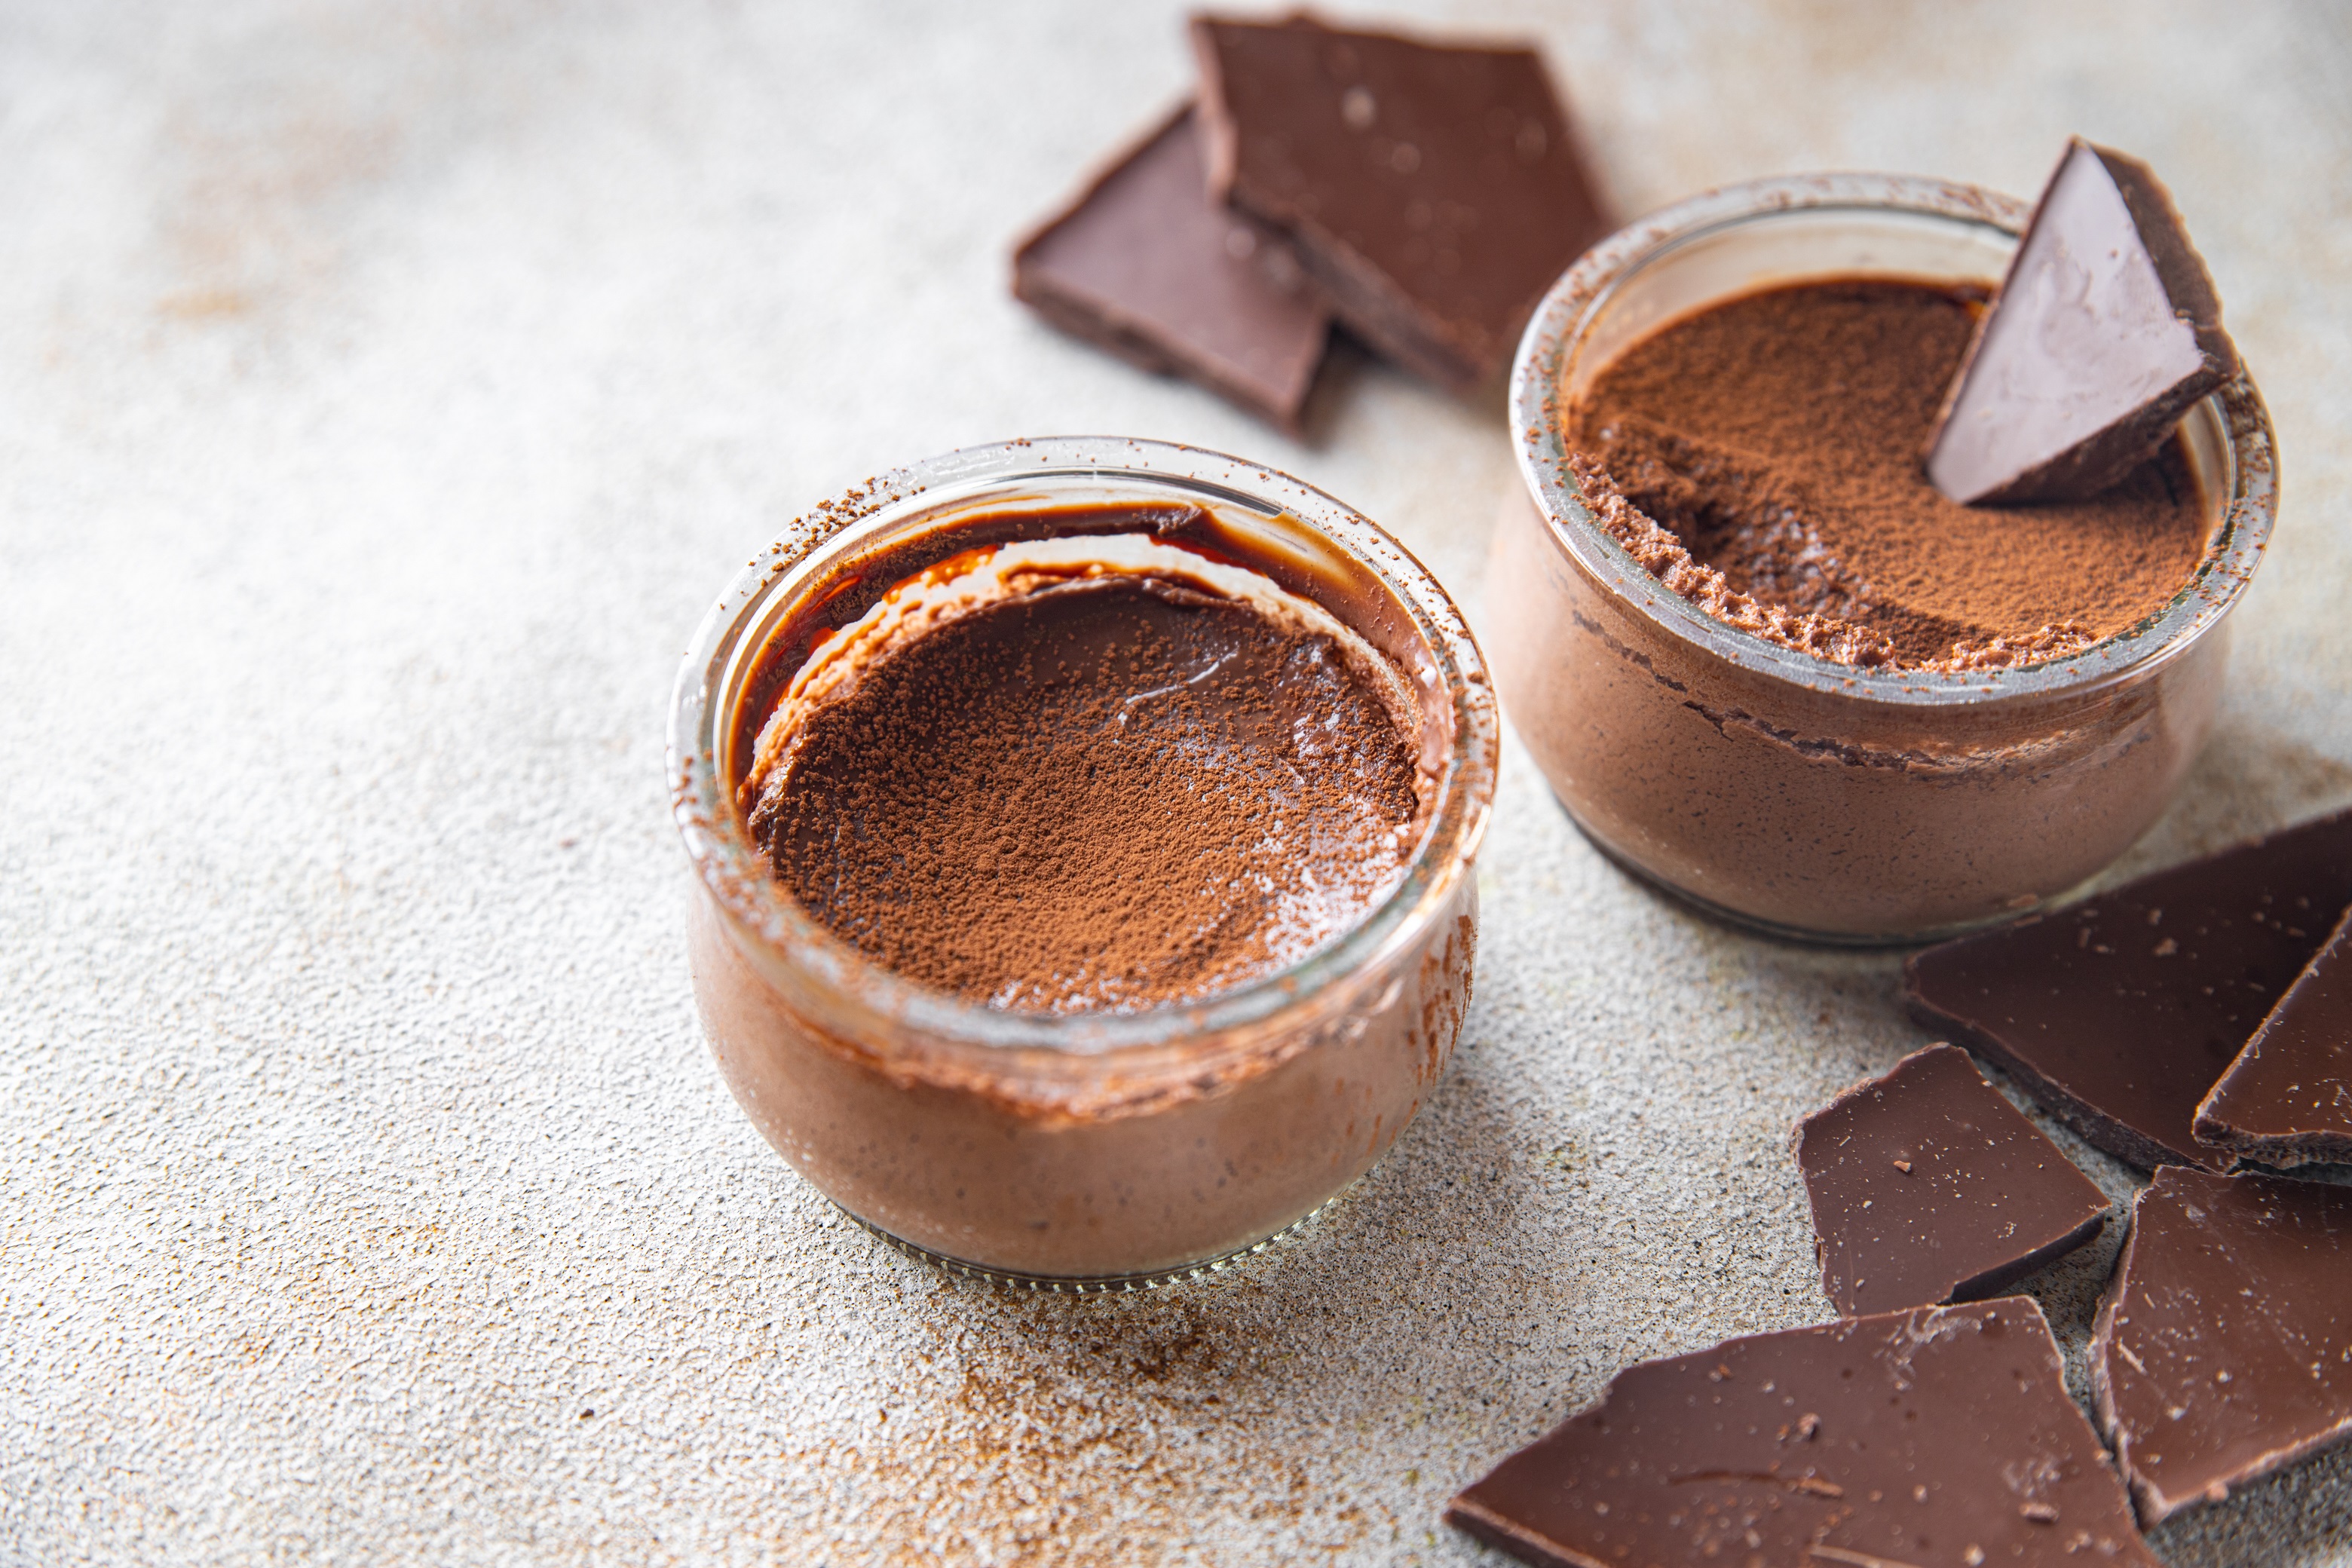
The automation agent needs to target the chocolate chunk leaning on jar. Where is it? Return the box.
[1794,1043,2111,1316]
[1925,137,2237,505]
[1190,13,1606,393]
[1445,1295,2158,1568]
[1903,807,2352,1170]
[2091,1166,2352,1526]
[1012,103,1333,433]
[2195,902,2352,1167]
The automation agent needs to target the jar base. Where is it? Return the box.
[833,1187,1357,1294]
[1557,795,2087,949]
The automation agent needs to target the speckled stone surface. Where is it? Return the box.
[5,2,2350,1563]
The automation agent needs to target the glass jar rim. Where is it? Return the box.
[1508,171,2280,709]
[666,436,1499,1061]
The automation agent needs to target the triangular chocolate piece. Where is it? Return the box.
[1925,138,2237,504]
[1447,1297,2158,1568]
[2196,903,2352,1167]
[1191,14,1606,393]
[1904,808,2352,1170]
[1795,1044,2111,1315]
[2091,1168,2352,1525]
[1012,104,1332,432]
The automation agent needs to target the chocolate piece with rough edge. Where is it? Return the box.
[1012,103,1332,433]
[1190,14,1606,394]
[1925,137,2237,504]
[2090,1166,2352,1526]
[1794,1043,2112,1316]
[2196,903,2352,1168]
[1444,1294,2158,1568]
[1905,808,2352,1171]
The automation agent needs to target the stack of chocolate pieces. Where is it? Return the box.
[1012,14,1609,433]
[1894,806,2352,1524]
[1447,1046,2151,1565]
[1905,807,2352,1176]
[1451,811,2352,1560]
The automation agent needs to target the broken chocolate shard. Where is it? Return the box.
[2091,1166,2352,1526]
[1905,807,2352,1171]
[2196,903,2352,1168]
[1925,137,2237,505]
[1012,103,1332,432]
[1190,14,1606,393]
[1445,1295,2158,1568]
[1795,1043,2111,1316]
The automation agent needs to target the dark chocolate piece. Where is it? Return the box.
[2090,1167,2352,1525]
[1446,1295,2158,1568]
[1012,103,1331,432]
[1905,809,2352,1170]
[1190,14,1605,393]
[1795,1044,2111,1315]
[2196,903,2352,1167]
[1925,137,2237,504]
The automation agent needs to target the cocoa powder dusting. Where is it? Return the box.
[749,576,1419,1012]
[1564,278,2210,670]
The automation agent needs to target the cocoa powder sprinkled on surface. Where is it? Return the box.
[749,571,1419,1012]
[1564,278,2211,670]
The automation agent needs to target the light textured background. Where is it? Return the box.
[5,2,2350,1563]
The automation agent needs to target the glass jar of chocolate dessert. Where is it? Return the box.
[669,438,1498,1288]
[1492,173,2277,943]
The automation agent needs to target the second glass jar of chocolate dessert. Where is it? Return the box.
[670,438,1498,1288]
[1491,173,2277,943]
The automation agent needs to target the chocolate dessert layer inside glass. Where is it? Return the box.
[1564,277,2209,672]
[671,440,1496,1287]
[741,534,1425,1013]
[1492,175,2276,943]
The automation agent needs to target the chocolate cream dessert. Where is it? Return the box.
[740,532,1426,1012]
[1488,197,2266,942]
[1563,278,2211,671]
[684,489,1488,1282]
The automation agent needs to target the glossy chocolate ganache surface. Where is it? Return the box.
[1563,277,2213,671]
[742,532,1424,1013]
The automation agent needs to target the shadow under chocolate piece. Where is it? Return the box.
[1446,1295,2157,1568]
[1012,103,1331,432]
[2091,1166,2352,1526]
[1905,808,2352,1170]
[2195,904,2352,1168]
[1925,137,2237,505]
[1795,1043,2110,1316]
[1190,14,1604,394]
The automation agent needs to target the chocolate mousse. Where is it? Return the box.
[1563,277,2213,670]
[680,462,1494,1282]
[742,532,1425,1012]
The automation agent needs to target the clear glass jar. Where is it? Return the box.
[669,438,1499,1288]
[1491,174,2278,943]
